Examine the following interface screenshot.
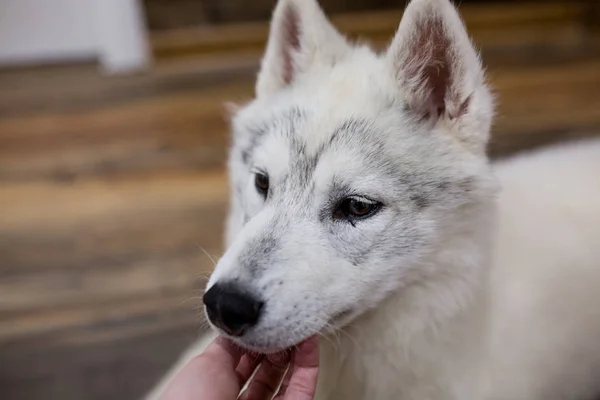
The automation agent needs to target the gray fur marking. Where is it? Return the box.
[234,108,478,273]
[238,110,468,218]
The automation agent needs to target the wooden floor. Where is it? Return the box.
[1,3,600,400]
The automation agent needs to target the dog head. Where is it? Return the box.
[204,0,496,353]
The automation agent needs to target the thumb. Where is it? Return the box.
[275,336,320,400]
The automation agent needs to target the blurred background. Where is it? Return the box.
[0,0,599,399]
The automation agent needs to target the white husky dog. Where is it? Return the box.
[146,0,600,398]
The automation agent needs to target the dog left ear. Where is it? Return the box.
[256,0,351,98]
[387,0,492,151]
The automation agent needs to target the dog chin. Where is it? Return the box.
[213,323,319,354]
[226,332,312,355]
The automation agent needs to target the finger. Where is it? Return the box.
[209,337,263,387]
[160,337,247,400]
[235,353,263,386]
[240,351,291,400]
[201,336,245,370]
[275,336,320,400]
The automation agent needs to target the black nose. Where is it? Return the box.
[203,283,263,337]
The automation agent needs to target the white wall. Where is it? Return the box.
[92,0,152,74]
[0,0,151,74]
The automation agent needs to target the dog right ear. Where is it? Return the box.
[256,0,350,98]
[386,0,493,153]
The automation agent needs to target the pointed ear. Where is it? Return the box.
[387,0,492,149]
[256,0,350,98]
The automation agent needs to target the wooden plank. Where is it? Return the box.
[1,40,597,120]
[153,2,590,59]
[0,291,203,345]
[490,62,600,142]
[2,60,599,182]
[0,77,252,180]
[0,170,228,323]
[1,205,225,272]
[0,321,199,400]
[0,251,213,314]
[0,56,258,117]
[0,208,224,314]
[0,170,228,231]
[144,0,208,31]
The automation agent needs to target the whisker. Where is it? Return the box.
[337,326,363,351]
[196,243,218,266]
[197,320,211,331]
[318,324,341,351]
[180,295,204,306]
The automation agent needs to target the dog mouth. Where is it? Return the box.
[229,334,307,355]
[219,308,357,354]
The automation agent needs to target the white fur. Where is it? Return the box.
[145,0,600,399]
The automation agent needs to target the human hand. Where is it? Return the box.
[159,335,319,400]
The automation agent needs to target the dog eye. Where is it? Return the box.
[254,173,269,197]
[335,197,380,222]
